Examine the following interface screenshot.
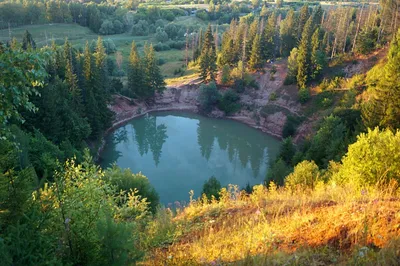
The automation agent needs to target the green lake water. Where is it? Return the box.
[100,111,281,205]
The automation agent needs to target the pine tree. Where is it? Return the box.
[310,27,326,79]
[247,19,260,60]
[261,11,277,60]
[362,29,400,130]
[22,30,36,50]
[199,25,217,82]
[65,50,80,107]
[143,44,166,99]
[296,17,313,89]
[280,8,297,56]
[128,41,144,98]
[298,5,310,40]
[312,5,324,29]
[83,42,92,83]
[249,34,262,71]
[93,36,111,130]
[82,41,100,138]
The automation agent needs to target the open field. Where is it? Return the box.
[0,23,199,79]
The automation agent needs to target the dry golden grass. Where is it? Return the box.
[141,183,400,265]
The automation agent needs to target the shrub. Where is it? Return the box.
[155,27,169,42]
[218,89,241,115]
[105,166,160,213]
[221,65,230,85]
[202,176,222,200]
[285,160,320,189]
[332,128,400,187]
[282,115,301,138]
[298,88,310,104]
[265,158,292,186]
[279,137,296,165]
[269,92,277,101]
[153,42,170,51]
[131,20,149,36]
[233,78,245,93]
[198,82,221,113]
[168,40,185,50]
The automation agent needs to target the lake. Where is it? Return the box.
[100,111,281,205]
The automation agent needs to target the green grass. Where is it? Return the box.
[0,23,198,79]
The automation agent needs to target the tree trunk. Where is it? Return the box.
[352,4,364,52]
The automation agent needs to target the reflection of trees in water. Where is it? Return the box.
[132,115,168,166]
[101,128,128,167]
[196,119,268,178]
[197,119,215,161]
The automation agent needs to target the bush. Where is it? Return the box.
[269,92,277,101]
[285,160,320,189]
[265,158,292,186]
[103,38,117,54]
[282,115,301,138]
[279,137,296,165]
[332,128,400,187]
[218,89,241,115]
[198,82,221,113]
[221,65,230,85]
[153,42,170,51]
[131,20,149,36]
[155,27,169,42]
[202,176,222,200]
[168,40,185,50]
[105,166,160,213]
[233,78,245,93]
[298,88,310,104]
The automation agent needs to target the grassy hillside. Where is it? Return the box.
[141,184,400,265]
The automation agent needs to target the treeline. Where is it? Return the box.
[0,0,124,33]
[190,3,398,96]
[1,29,166,165]
[0,0,187,35]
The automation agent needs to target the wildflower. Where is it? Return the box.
[255,209,261,216]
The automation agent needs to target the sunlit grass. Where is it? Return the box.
[141,182,400,265]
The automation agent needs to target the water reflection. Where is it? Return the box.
[101,112,280,204]
[131,115,168,166]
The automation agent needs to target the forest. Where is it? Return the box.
[1,0,400,264]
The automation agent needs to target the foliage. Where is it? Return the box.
[105,166,160,213]
[248,34,263,71]
[199,25,217,82]
[265,158,292,186]
[127,42,166,100]
[0,47,47,138]
[362,29,400,130]
[285,47,298,84]
[285,160,320,189]
[198,82,220,113]
[279,137,296,165]
[356,27,378,55]
[201,176,222,200]
[332,128,400,187]
[218,89,241,115]
[298,88,310,104]
[220,64,230,85]
[282,115,302,138]
[131,20,150,36]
